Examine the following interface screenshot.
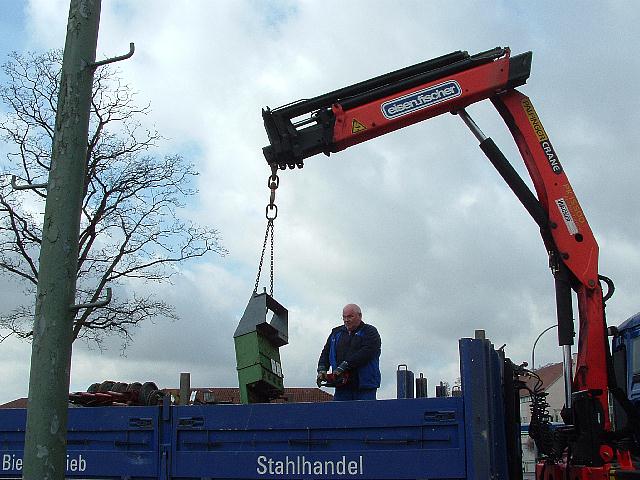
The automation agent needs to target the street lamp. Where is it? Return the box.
[531,324,557,371]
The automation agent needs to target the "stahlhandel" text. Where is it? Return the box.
[256,455,364,476]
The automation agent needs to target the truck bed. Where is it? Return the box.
[0,338,516,479]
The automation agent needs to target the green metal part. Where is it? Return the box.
[234,292,288,403]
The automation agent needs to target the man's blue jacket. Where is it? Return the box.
[318,322,381,389]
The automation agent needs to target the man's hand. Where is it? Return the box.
[316,370,327,387]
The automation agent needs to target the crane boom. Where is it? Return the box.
[262,47,530,168]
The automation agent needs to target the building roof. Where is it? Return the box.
[0,397,27,409]
[521,361,563,396]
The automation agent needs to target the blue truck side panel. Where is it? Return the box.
[614,312,640,405]
[0,406,162,479]
[460,337,509,480]
[0,338,510,479]
[170,397,465,479]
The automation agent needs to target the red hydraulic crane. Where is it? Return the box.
[261,47,639,479]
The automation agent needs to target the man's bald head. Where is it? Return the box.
[342,303,362,332]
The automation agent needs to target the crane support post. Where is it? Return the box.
[263,47,532,169]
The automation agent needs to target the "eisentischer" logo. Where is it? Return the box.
[381,80,461,119]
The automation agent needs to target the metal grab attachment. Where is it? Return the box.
[70,287,112,311]
[88,42,135,69]
[11,175,48,191]
[234,291,288,346]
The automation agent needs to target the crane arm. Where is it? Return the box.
[261,47,627,472]
[262,47,531,169]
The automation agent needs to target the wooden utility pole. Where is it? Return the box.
[22,1,101,479]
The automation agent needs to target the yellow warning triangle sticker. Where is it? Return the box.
[351,119,367,134]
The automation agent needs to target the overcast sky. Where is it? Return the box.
[0,0,638,405]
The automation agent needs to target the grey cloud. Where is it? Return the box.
[1,1,638,403]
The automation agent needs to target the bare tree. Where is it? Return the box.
[0,50,226,350]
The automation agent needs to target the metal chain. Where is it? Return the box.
[253,218,272,294]
[253,166,279,295]
[269,220,275,296]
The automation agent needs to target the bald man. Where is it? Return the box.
[317,303,381,401]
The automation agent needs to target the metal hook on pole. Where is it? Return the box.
[11,175,48,191]
[70,287,112,311]
[89,42,135,69]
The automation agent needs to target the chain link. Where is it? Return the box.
[253,166,279,296]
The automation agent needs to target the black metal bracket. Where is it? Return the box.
[88,43,135,69]
[11,175,48,191]
[70,287,112,311]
